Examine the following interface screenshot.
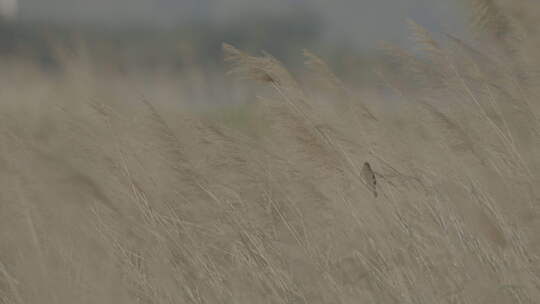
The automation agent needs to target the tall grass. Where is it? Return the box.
[1,1,540,303]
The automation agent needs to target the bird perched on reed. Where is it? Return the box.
[362,162,377,198]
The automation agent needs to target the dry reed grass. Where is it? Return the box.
[1,1,540,303]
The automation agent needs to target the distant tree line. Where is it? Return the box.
[0,10,323,69]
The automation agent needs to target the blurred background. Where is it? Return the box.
[0,0,468,74]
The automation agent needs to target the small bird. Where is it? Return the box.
[362,162,377,197]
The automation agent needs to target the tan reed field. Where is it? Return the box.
[1,1,540,303]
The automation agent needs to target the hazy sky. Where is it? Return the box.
[17,0,468,47]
